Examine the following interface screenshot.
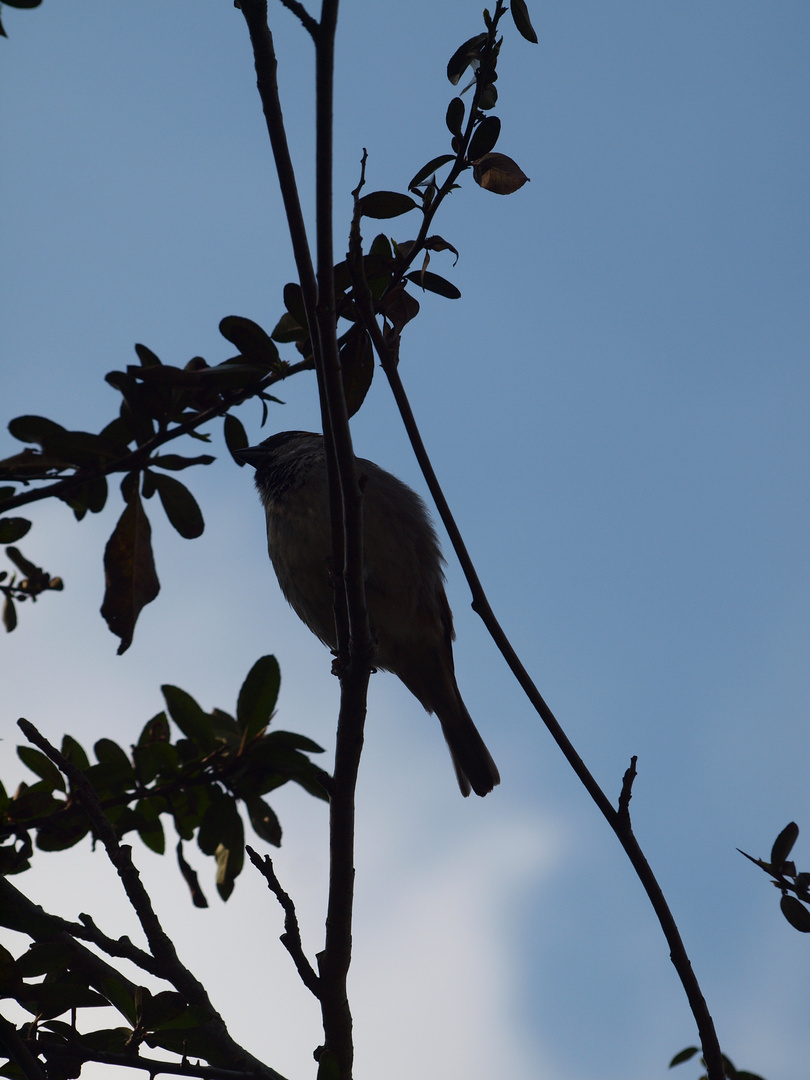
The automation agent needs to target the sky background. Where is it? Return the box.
[1,2,809,1079]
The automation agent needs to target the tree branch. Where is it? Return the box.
[246,846,321,998]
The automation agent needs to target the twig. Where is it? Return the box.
[617,756,637,828]
[277,0,318,38]
[246,846,321,998]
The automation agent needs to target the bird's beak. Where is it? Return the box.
[233,445,266,468]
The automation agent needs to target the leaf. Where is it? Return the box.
[162,686,216,751]
[134,343,162,367]
[510,0,538,43]
[176,841,208,908]
[446,33,487,85]
[445,97,465,136]
[339,328,374,418]
[780,894,810,932]
[100,490,160,654]
[61,735,90,771]
[271,311,306,344]
[404,270,461,300]
[246,797,282,847]
[282,281,308,329]
[424,234,460,264]
[16,747,65,792]
[669,1047,700,1068]
[236,655,281,742]
[408,154,456,191]
[468,115,501,160]
[223,414,249,466]
[0,518,31,543]
[771,822,799,868]
[479,83,498,111]
[358,191,418,219]
[3,596,17,633]
[152,474,204,539]
[379,284,420,335]
[472,152,530,194]
[219,315,280,366]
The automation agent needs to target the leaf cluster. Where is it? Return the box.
[0,316,290,651]
[739,822,810,934]
[0,936,244,1080]
[0,657,329,906]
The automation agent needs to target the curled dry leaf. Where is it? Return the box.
[472,152,530,195]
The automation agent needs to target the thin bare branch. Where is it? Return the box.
[277,0,318,38]
[246,846,321,998]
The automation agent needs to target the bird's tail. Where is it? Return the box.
[438,693,500,798]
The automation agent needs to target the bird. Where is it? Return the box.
[237,431,500,797]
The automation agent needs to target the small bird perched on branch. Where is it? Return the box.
[238,431,500,797]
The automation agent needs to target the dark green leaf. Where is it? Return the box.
[771,822,799,868]
[4,2,45,12]
[264,730,325,754]
[237,656,281,741]
[446,33,487,85]
[152,474,204,539]
[468,115,501,160]
[3,596,17,633]
[0,945,23,998]
[445,97,465,136]
[162,686,216,751]
[339,328,374,418]
[282,282,307,329]
[479,83,498,110]
[15,943,73,978]
[0,518,31,543]
[61,735,90,771]
[16,747,65,791]
[100,490,160,654]
[669,1047,700,1068]
[271,311,306,344]
[224,414,249,465]
[35,807,91,852]
[219,315,280,366]
[176,841,208,908]
[94,738,134,773]
[404,270,461,299]
[369,233,392,259]
[18,981,108,1019]
[780,894,810,932]
[358,191,418,219]
[510,0,538,43]
[246,797,282,846]
[134,343,162,367]
[409,154,456,191]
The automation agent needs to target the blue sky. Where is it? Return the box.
[2,2,809,1079]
